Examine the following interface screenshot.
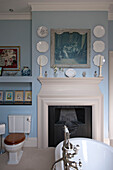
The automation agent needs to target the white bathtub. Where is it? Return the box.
[55,138,113,170]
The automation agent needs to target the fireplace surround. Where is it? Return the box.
[38,77,104,149]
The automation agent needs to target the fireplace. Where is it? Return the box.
[48,106,92,147]
[38,77,104,148]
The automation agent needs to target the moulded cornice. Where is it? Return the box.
[28,2,113,20]
[0,12,31,20]
[108,12,113,20]
[0,2,113,20]
[28,2,112,11]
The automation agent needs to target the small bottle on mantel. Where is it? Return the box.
[94,71,97,77]
[44,71,47,77]
[82,72,86,77]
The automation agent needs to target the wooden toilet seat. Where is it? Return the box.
[4,133,25,145]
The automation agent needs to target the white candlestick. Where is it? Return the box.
[99,65,102,77]
[40,65,42,77]
[99,55,102,66]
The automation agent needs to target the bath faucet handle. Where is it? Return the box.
[73,144,80,154]
[67,152,75,158]
[79,159,82,168]
[76,144,80,150]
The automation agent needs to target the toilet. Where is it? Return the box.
[4,115,31,164]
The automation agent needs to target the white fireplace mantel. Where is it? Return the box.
[38,77,103,87]
[37,77,104,148]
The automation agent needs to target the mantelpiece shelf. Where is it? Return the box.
[0,76,33,82]
[38,77,104,85]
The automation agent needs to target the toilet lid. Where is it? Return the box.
[4,133,25,145]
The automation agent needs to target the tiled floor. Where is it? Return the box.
[0,147,55,170]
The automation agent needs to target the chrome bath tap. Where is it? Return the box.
[51,125,82,170]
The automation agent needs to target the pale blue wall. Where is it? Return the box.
[0,11,110,140]
[0,20,36,138]
[0,20,32,71]
[32,11,108,138]
[108,21,113,51]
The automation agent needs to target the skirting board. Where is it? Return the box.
[24,137,37,147]
[110,139,113,147]
[104,138,110,145]
[25,138,110,147]
[2,137,110,147]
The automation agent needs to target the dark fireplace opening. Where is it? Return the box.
[48,106,92,147]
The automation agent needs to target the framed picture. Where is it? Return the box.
[0,91,3,101]
[51,29,91,68]
[25,91,32,102]
[0,67,2,76]
[0,46,20,71]
[5,91,13,102]
[15,91,24,102]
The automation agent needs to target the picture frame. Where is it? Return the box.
[0,91,3,101]
[5,91,13,102]
[51,29,91,68]
[0,46,20,71]
[0,67,2,76]
[25,91,32,102]
[15,91,24,102]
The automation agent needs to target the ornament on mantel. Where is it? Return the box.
[53,66,58,77]
[44,71,48,77]
[94,71,97,77]
[82,72,86,77]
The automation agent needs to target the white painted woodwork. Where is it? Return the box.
[37,77,104,148]
[109,51,113,143]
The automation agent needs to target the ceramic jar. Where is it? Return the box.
[21,66,31,76]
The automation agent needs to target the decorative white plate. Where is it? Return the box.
[37,41,49,53]
[37,26,48,38]
[93,54,105,66]
[37,55,48,66]
[93,41,105,52]
[65,69,76,78]
[93,25,105,38]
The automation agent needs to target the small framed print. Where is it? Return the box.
[5,91,13,102]
[0,67,2,76]
[15,91,24,102]
[0,46,20,71]
[25,91,32,102]
[0,91,3,101]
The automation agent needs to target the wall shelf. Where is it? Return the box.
[0,102,32,105]
[0,76,33,82]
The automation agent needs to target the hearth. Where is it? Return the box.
[48,106,92,147]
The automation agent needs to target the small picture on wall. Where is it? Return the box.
[25,91,32,102]
[0,91,3,101]
[5,91,13,102]
[0,46,20,71]
[0,67,3,76]
[15,91,24,102]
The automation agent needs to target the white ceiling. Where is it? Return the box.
[0,0,113,13]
